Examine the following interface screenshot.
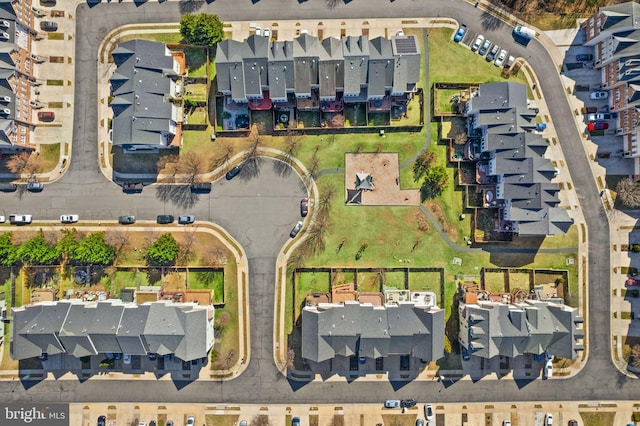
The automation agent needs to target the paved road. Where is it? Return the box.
[0,0,623,404]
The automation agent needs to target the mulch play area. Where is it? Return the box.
[344,153,420,206]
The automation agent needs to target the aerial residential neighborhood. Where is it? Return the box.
[0,0,640,425]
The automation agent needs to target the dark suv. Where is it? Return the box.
[118,215,135,225]
[225,165,241,180]
[156,215,174,224]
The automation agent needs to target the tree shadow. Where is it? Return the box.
[154,185,199,209]
[480,11,504,31]
[179,0,204,14]
[326,0,340,9]
[273,154,293,178]
[241,157,263,180]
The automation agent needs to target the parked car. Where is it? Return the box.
[9,214,32,225]
[60,214,79,223]
[415,419,425,426]
[543,359,553,379]
[156,215,174,224]
[587,113,616,121]
[178,215,195,225]
[290,221,303,238]
[37,111,55,121]
[396,30,405,37]
[471,34,484,52]
[567,421,577,426]
[255,27,261,36]
[291,418,300,426]
[300,198,309,217]
[122,182,143,193]
[486,44,500,62]
[239,421,247,426]
[590,91,609,100]
[384,400,402,409]
[502,421,511,426]
[26,181,43,191]
[138,423,146,426]
[581,106,597,114]
[576,53,593,61]
[453,25,466,42]
[505,55,516,68]
[118,215,136,224]
[186,417,195,426]
[424,404,434,420]
[0,216,5,223]
[190,182,212,193]
[149,422,156,426]
[494,49,508,67]
[0,182,17,192]
[588,121,608,131]
[122,354,131,365]
[545,413,553,426]
[40,21,57,31]
[225,165,242,180]
[478,39,491,56]
[401,399,417,408]
[97,415,106,426]
[264,27,271,39]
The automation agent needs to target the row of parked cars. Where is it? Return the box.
[470,34,513,67]
[0,215,196,225]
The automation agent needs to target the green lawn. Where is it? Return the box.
[38,143,60,173]
[429,28,528,87]
[186,47,208,77]
[188,270,224,303]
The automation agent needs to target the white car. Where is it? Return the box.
[9,214,32,225]
[494,49,508,67]
[543,359,553,379]
[424,404,434,420]
[471,35,484,52]
[186,417,195,426]
[545,413,553,425]
[384,400,401,408]
[590,91,608,100]
[255,27,261,36]
[60,214,79,223]
[264,27,270,39]
[0,216,4,223]
[396,29,405,36]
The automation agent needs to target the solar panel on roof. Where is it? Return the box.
[395,38,417,54]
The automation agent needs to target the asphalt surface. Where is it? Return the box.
[0,0,622,403]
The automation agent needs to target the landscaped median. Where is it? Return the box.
[0,222,249,379]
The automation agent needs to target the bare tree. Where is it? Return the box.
[210,141,233,171]
[454,132,468,145]
[104,229,130,260]
[178,151,204,184]
[250,415,272,426]
[7,152,40,176]
[631,344,640,370]
[327,416,344,426]
[176,228,198,264]
[317,184,336,214]
[287,246,308,272]
[617,178,640,208]
[286,347,295,369]
[243,129,263,177]
[203,244,227,266]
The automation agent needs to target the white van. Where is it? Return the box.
[513,25,536,39]
[545,413,553,425]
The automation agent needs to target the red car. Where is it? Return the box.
[588,121,608,131]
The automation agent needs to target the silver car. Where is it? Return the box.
[471,35,484,52]
[494,49,508,67]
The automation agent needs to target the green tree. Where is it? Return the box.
[413,149,437,182]
[74,232,116,265]
[17,231,60,265]
[180,13,224,46]
[0,232,18,266]
[420,165,449,200]
[146,233,180,266]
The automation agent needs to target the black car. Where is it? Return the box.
[400,399,417,408]
[225,165,241,180]
[300,198,309,217]
[190,182,212,193]
[97,416,106,426]
[40,21,58,31]
[290,221,303,238]
[156,215,174,224]
[118,215,135,225]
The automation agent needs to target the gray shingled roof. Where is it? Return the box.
[216,39,246,101]
[342,36,369,97]
[293,34,322,96]
[267,41,295,101]
[459,300,583,359]
[11,301,213,362]
[367,37,394,99]
[600,1,640,33]
[242,35,269,99]
[110,40,177,147]
[319,38,344,100]
[302,302,444,363]
[391,35,420,96]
